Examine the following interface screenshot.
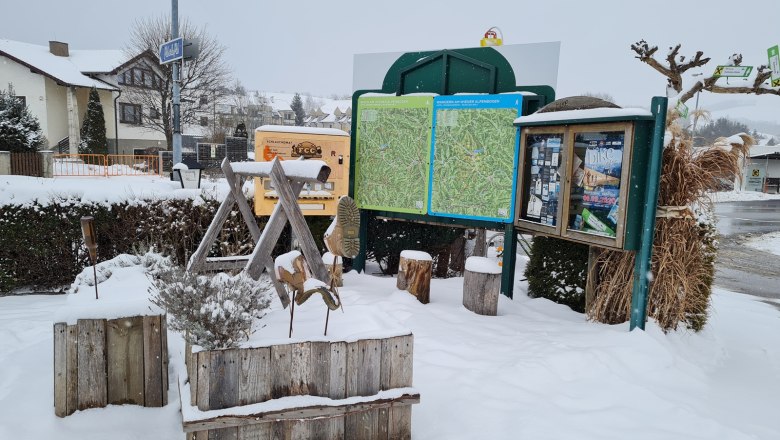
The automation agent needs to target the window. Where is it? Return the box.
[149,107,160,119]
[199,96,208,106]
[200,116,209,127]
[119,103,142,124]
[117,66,159,89]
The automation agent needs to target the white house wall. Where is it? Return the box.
[44,77,68,147]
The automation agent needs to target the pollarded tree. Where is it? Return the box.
[291,93,305,126]
[124,15,232,148]
[79,87,108,154]
[0,86,45,152]
[631,40,780,104]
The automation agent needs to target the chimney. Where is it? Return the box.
[49,41,69,57]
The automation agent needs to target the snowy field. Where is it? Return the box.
[745,231,780,256]
[710,189,780,203]
[1,254,779,440]
[2,174,780,439]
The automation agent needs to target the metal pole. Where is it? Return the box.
[172,0,182,165]
[629,96,668,331]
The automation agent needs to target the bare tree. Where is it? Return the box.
[631,40,779,104]
[124,15,231,148]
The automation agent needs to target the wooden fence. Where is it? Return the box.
[183,334,418,439]
[10,152,42,177]
[53,315,168,417]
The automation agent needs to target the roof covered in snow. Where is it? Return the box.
[69,49,126,73]
[515,107,653,125]
[0,39,119,90]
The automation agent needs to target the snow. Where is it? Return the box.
[172,162,188,170]
[465,256,502,274]
[302,277,329,291]
[53,253,165,325]
[274,250,302,274]
[68,49,126,73]
[515,107,653,124]
[400,250,432,261]
[709,190,780,203]
[1,259,779,439]
[0,175,253,207]
[322,251,342,264]
[0,39,117,90]
[231,159,328,181]
[744,231,780,256]
[255,125,348,136]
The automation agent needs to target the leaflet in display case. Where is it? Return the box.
[514,114,655,251]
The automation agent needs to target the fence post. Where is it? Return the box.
[0,151,10,175]
[40,150,54,178]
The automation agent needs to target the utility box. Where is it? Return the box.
[514,110,655,250]
[254,125,350,216]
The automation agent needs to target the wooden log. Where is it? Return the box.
[210,349,240,410]
[239,347,271,406]
[222,160,262,242]
[397,251,432,304]
[77,319,107,410]
[53,323,68,417]
[161,316,169,406]
[106,316,144,405]
[290,343,311,396]
[182,393,421,433]
[143,315,164,407]
[66,324,79,414]
[462,257,502,316]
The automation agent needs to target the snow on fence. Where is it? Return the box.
[53,154,160,177]
[182,334,418,439]
[53,315,168,417]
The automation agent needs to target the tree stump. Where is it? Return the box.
[397,251,432,304]
[462,257,501,316]
[323,252,343,287]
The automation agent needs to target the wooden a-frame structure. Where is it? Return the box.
[187,157,332,308]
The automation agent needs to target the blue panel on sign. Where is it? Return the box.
[428,94,522,223]
[159,38,184,64]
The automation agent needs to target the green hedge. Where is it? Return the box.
[524,236,588,313]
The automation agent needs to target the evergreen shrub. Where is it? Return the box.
[524,236,588,313]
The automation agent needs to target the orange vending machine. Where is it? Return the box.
[254,126,350,216]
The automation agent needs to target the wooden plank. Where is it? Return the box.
[346,410,379,440]
[269,160,330,284]
[143,315,164,407]
[239,347,271,406]
[209,427,238,440]
[161,315,169,406]
[222,161,262,242]
[209,349,240,410]
[389,406,412,440]
[271,422,290,440]
[197,351,211,410]
[290,342,311,396]
[203,259,251,272]
[77,319,107,410]
[106,316,144,405]
[65,324,78,414]
[346,339,382,439]
[53,323,67,417]
[329,342,346,399]
[309,342,330,397]
[585,245,601,313]
[270,344,292,399]
[290,420,310,440]
[182,393,420,432]
[187,341,197,406]
[378,407,390,440]
[238,424,271,440]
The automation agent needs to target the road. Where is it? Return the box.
[714,200,780,304]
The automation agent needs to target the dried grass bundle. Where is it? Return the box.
[589,113,753,331]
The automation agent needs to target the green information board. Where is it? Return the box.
[354,95,433,214]
[429,94,522,222]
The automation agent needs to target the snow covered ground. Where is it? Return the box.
[709,189,780,203]
[745,231,780,257]
[1,255,779,440]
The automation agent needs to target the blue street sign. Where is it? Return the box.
[159,37,183,64]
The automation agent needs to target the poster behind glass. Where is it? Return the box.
[567,131,624,238]
[520,133,564,226]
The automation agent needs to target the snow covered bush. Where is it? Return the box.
[524,236,587,313]
[149,265,271,350]
[0,86,45,152]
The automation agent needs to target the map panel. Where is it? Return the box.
[429,95,522,222]
[354,95,434,214]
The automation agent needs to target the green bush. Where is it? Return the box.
[524,236,588,313]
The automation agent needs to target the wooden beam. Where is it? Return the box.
[221,159,261,242]
[181,393,421,433]
[187,190,237,273]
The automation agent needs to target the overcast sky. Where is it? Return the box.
[4,0,778,126]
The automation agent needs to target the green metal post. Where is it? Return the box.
[352,210,369,273]
[500,223,517,298]
[629,96,668,330]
